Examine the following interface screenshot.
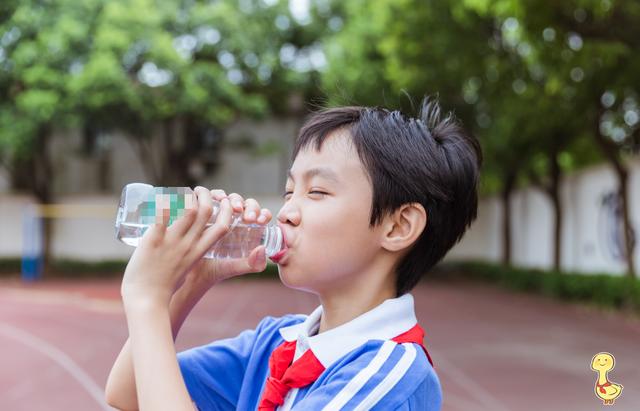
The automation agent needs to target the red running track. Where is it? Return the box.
[0,277,638,411]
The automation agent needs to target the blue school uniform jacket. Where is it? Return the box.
[178,294,442,410]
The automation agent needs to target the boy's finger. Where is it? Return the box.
[227,192,245,213]
[140,222,166,247]
[248,245,267,272]
[213,246,266,278]
[210,189,227,201]
[242,198,261,223]
[183,186,214,242]
[257,208,272,224]
[194,198,233,256]
[239,246,267,274]
[166,207,197,237]
[214,196,233,227]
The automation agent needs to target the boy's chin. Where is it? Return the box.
[277,265,315,293]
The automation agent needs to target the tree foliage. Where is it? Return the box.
[0,0,337,270]
[321,0,639,273]
[1,0,339,187]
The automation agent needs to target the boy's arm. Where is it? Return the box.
[105,188,269,410]
[105,282,209,411]
[124,296,194,411]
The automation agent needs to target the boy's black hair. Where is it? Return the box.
[292,98,482,296]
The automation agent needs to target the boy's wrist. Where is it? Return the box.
[122,286,172,312]
[168,279,215,337]
[123,294,171,321]
[172,276,214,305]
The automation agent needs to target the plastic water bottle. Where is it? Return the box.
[115,183,283,259]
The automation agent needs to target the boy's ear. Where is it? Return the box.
[380,203,427,253]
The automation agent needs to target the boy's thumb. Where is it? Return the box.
[250,246,267,272]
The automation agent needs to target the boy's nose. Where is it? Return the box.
[276,203,300,226]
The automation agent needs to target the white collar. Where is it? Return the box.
[278,294,418,368]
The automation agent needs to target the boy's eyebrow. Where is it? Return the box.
[287,167,340,184]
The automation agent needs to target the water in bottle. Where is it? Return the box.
[115,183,283,259]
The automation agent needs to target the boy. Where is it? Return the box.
[106,98,481,410]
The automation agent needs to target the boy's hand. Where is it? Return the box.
[180,189,273,291]
[121,186,235,307]
[121,187,273,308]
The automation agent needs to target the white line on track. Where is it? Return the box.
[190,285,259,337]
[0,322,112,411]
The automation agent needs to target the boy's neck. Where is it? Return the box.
[317,274,396,334]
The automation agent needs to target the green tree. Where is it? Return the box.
[321,0,528,264]
[321,0,638,275]
[68,0,335,186]
[471,5,601,271]
[0,0,102,269]
[0,0,337,270]
[491,0,640,276]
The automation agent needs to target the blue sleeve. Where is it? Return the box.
[392,369,442,411]
[177,315,303,411]
[292,341,442,411]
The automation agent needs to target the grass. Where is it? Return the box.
[433,260,640,314]
[0,257,280,280]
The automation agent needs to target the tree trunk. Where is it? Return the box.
[130,135,161,185]
[129,117,201,188]
[159,119,172,185]
[548,146,562,271]
[32,126,54,274]
[160,117,197,187]
[501,171,516,266]
[593,113,636,277]
[98,151,111,192]
[83,124,111,192]
[528,145,563,271]
[616,168,636,277]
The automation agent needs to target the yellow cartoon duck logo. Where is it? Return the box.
[591,352,623,405]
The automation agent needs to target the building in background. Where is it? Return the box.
[0,118,299,262]
[0,121,639,276]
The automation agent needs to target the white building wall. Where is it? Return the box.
[444,157,640,276]
[29,117,298,197]
[446,196,502,262]
[511,188,554,269]
[0,117,297,262]
[0,195,30,257]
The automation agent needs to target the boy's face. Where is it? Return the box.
[276,130,387,294]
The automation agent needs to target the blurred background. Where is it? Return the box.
[0,1,639,410]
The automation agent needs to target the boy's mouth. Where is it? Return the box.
[270,248,288,263]
[270,225,290,264]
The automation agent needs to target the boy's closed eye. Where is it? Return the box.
[282,190,329,199]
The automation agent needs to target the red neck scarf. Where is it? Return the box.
[258,324,433,410]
